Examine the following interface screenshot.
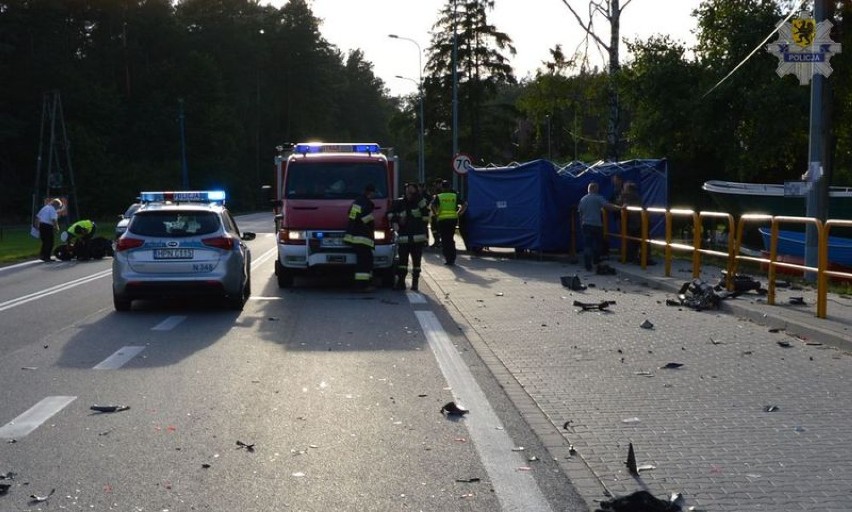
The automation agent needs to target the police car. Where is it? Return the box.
[112,191,256,311]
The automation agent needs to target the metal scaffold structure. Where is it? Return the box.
[32,91,79,224]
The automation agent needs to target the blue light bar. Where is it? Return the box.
[140,190,227,203]
[294,143,381,155]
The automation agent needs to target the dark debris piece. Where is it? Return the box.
[440,401,469,416]
[574,300,616,311]
[0,483,10,495]
[0,472,15,480]
[561,275,586,291]
[90,405,130,413]
[660,362,684,369]
[764,405,779,412]
[455,477,481,483]
[595,490,682,512]
[789,296,806,305]
[777,340,792,348]
[236,440,256,452]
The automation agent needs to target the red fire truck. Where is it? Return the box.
[272,143,399,288]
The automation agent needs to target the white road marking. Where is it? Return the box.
[249,296,283,301]
[0,260,41,273]
[0,396,77,439]
[250,247,277,271]
[0,269,111,313]
[415,311,553,512]
[406,291,427,304]
[151,316,186,331]
[93,346,146,370]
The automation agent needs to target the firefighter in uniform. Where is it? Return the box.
[431,180,465,266]
[344,184,376,290]
[388,183,429,291]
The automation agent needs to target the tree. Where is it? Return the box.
[558,0,633,160]
[424,0,516,170]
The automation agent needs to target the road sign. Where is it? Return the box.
[452,153,472,175]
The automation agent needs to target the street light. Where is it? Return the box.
[388,34,425,184]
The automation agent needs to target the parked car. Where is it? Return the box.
[112,191,256,311]
[115,202,141,239]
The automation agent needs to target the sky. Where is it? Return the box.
[268,0,702,97]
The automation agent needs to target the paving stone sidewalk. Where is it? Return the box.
[421,248,852,512]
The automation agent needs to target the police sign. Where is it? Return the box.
[767,11,841,85]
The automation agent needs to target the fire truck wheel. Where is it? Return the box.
[277,267,294,288]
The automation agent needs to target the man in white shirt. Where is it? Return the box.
[34,198,63,262]
[577,182,620,271]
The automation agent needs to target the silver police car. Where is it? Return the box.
[112,191,256,311]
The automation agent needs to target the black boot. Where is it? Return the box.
[410,276,419,291]
[393,275,406,290]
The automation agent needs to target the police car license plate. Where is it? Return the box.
[327,255,346,263]
[154,248,194,259]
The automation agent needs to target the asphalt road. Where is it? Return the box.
[0,213,586,511]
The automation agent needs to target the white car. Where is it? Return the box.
[112,191,255,311]
[115,202,141,239]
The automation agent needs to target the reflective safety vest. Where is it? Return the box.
[436,192,459,221]
[67,219,95,237]
[343,194,375,248]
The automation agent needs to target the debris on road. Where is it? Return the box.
[90,405,130,413]
[455,477,481,483]
[21,367,37,371]
[0,483,9,495]
[574,300,616,312]
[764,405,779,412]
[640,319,654,329]
[777,340,792,348]
[625,442,638,475]
[596,263,616,275]
[660,362,684,369]
[28,489,55,504]
[561,275,586,291]
[789,296,806,305]
[440,401,469,416]
[595,489,683,512]
[236,440,256,452]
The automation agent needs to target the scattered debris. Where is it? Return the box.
[622,417,641,424]
[561,275,587,291]
[236,440,256,452]
[455,477,481,483]
[0,472,15,480]
[635,370,655,377]
[0,483,9,495]
[625,442,638,476]
[640,319,654,329]
[267,317,279,321]
[660,362,684,369]
[21,367,37,371]
[777,340,792,348]
[789,296,806,305]
[637,464,657,471]
[201,463,211,469]
[90,405,130,413]
[29,489,55,504]
[511,446,525,452]
[495,292,504,297]
[595,490,683,512]
[596,263,616,275]
[441,402,469,416]
[574,300,616,312]
[768,327,784,333]
[709,337,724,345]
[764,405,779,412]
[562,420,573,430]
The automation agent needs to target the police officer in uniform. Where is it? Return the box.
[431,180,466,266]
[388,183,429,291]
[344,184,376,290]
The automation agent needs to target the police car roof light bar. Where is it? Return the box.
[140,190,227,204]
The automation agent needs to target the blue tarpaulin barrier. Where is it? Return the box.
[466,159,668,252]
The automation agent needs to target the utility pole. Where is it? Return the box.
[451,0,459,191]
[388,34,425,184]
[804,0,827,281]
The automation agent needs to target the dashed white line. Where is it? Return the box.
[0,269,111,312]
[415,311,553,512]
[151,316,186,331]
[0,396,77,439]
[93,346,146,370]
[406,291,427,304]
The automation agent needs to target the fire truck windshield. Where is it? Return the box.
[285,162,389,200]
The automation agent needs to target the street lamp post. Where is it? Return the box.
[388,34,425,184]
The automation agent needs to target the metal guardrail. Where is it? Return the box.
[601,207,847,319]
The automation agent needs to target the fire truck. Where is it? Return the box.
[272,143,399,288]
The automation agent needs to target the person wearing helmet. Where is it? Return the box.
[63,219,97,260]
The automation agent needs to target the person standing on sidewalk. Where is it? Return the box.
[34,198,63,262]
[344,184,377,290]
[389,183,430,291]
[577,182,620,271]
[432,180,466,266]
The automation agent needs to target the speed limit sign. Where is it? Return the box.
[452,153,472,175]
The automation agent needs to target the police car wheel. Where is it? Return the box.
[113,293,132,312]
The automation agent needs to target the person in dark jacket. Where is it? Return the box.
[388,183,429,291]
[344,184,376,290]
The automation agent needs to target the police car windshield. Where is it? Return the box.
[130,211,221,238]
[285,162,388,200]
